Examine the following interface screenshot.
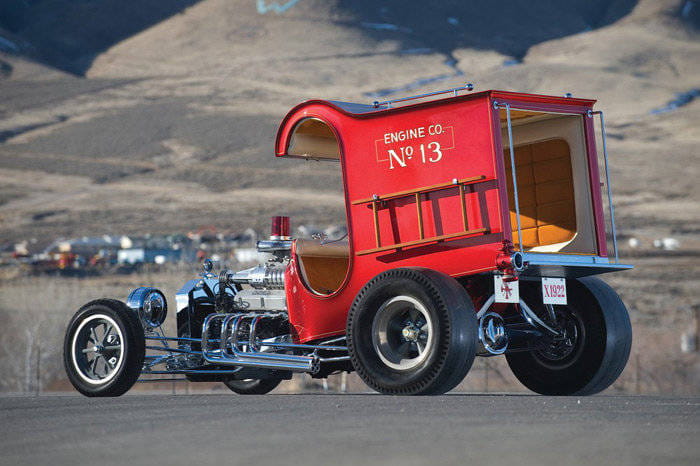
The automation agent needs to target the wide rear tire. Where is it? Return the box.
[347,268,478,395]
[506,276,632,395]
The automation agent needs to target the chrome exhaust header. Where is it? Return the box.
[201,313,319,373]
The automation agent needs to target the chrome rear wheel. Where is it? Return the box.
[371,296,435,371]
[506,277,632,396]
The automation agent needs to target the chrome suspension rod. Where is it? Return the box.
[518,299,561,337]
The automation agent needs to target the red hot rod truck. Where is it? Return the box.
[64,85,633,396]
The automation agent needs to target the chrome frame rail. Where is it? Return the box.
[141,327,194,371]
[137,378,188,383]
[139,314,350,379]
[140,327,231,380]
[145,335,215,343]
[259,342,347,352]
[313,336,350,363]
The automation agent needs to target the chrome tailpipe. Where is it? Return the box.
[201,313,319,373]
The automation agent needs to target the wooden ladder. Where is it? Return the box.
[352,175,492,256]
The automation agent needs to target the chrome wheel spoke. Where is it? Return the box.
[102,323,114,344]
[387,319,404,335]
[98,356,110,377]
[396,341,411,356]
[372,295,434,371]
[535,306,583,365]
[89,327,99,345]
[89,357,100,378]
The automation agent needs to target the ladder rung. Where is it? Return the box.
[356,228,489,256]
[351,175,489,205]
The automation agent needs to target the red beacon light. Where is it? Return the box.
[270,215,291,240]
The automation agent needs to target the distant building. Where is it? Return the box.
[54,235,122,256]
[117,248,181,264]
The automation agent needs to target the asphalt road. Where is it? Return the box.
[1,394,698,466]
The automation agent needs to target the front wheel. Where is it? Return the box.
[506,276,632,396]
[347,268,478,395]
[224,378,282,394]
[64,299,145,397]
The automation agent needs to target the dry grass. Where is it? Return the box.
[1,255,698,395]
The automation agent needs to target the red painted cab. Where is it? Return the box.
[275,88,631,345]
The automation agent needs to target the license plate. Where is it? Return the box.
[494,275,519,303]
[542,278,567,305]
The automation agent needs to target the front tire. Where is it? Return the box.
[64,299,145,397]
[224,378,282,394]
[506,276,632,395]
[347,268,478,395]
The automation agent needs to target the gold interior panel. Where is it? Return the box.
[287,118,340,160]
[504,138,576,249]
[296,239,349,295]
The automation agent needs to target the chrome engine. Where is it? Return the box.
[138,233,349,381]
[233,289,286,312]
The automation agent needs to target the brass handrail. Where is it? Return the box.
[356,228,489,256]
[351,175,489,205]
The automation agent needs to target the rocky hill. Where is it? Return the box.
[1,0,698,243]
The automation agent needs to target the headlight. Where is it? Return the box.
[127,287,168,329]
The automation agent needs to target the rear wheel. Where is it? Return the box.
[506,276,632,395]
[223,378,282,394]
[347,268,478,395]
[64,299,145,397]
